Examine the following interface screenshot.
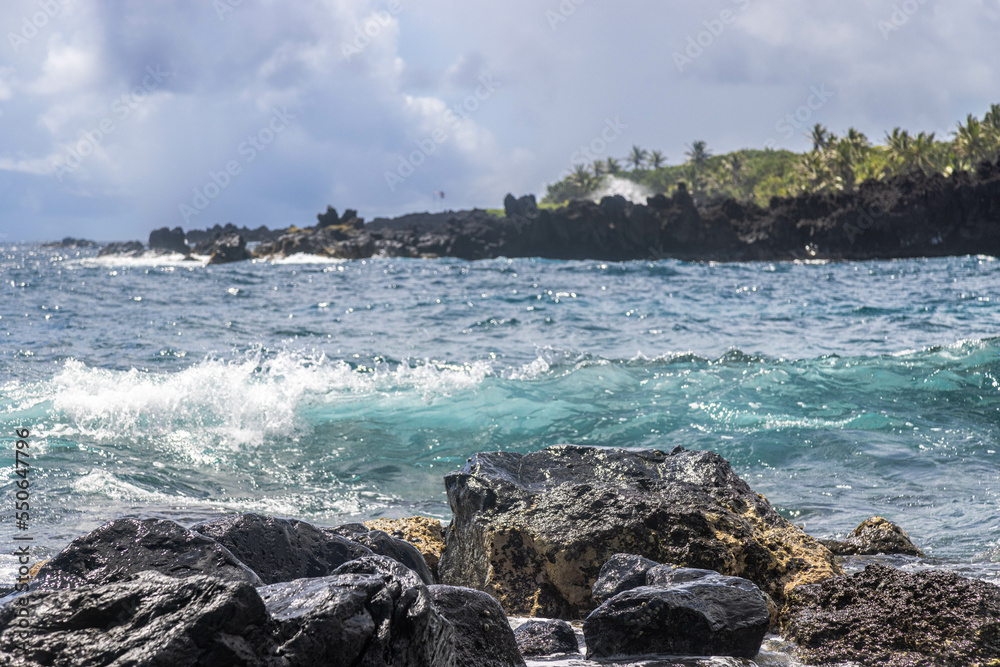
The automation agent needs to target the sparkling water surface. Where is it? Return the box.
[2,247,999,596]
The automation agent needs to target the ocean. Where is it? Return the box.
[2,246,999,594]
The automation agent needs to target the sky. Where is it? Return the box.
[0,0,998,242]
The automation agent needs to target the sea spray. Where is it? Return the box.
[589,175,654,203]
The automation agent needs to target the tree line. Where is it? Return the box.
[543,104,1000,207]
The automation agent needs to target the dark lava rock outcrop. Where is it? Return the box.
[256,159,1000,263]
[107,159,1000,263]
[193,232,251,264]
[41,237,97,249]
[822,515,925,557]
[781,563,1000,666]
[33,517,262,590]
[0,571,273,667]
[148,226,190,255]
[185,222,283,245]
[513,619,580,657]
[437,445,840,618]
[193,513,373,585]
[97,240,145,257]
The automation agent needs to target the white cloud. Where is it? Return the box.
[28,38,101,96]
[0,67,14,101]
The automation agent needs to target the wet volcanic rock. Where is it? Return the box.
[781,563,1000,666]
[33,518,262,590]
[429,585,526,667]
[327,524,435,585]
[513,619,579,657]
[583,579,770,660]
[364,516,448,579]
[822,515,925,557]
[193,513,373,585]
[437,445,840,618]
[0,571,273,667]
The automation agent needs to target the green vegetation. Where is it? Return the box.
[542,104,1000,208]
[485,202,563,218]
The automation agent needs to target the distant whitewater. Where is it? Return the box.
[590,175,654,203]
[1,246,999,586]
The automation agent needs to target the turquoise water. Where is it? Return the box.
[1,246,999,583]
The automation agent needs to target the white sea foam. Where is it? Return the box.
[81,252,210,268]
[505,356,551,381]
[45,353,496,453]
[260,253,346,265]
[589,175,654,204]
[72,469,181,504]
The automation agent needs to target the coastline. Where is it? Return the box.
[76,157,1000,265]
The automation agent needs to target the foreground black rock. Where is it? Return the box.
[0,571,273,667]
[33,517,262,590]
[429,585,526,667]
[194,513,373,585]
[513,619,579,657]
[584,579,770,660]
[438,445,839,618]
[363,516,448,578]
[332,554,426,589]
[782,563,1000,666]
[329,523,436,584]
[584,557,771,660]
[2,518,526,666]
[261,570,455,667]
[591,553,659,604]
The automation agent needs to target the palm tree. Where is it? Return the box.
[649,150,666,169]
[984,104,1000,159]
[591,160,606,178]
[884,127,913,176]
[685,141,712,168]
[808,124,833,152]
[831,129,871,192]
[955,114,990,169]
[685,141,712,194]
[910,132,938,174]
[984,104,1000,132]
[844,128,870,150]
[796,150,835,193]
[605,157,622,175]
[569,164,598,196]
[627,145,649,171]
[722,153,746,195]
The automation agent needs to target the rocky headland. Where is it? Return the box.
[84,158,1000,265]
[2,444,995,666]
